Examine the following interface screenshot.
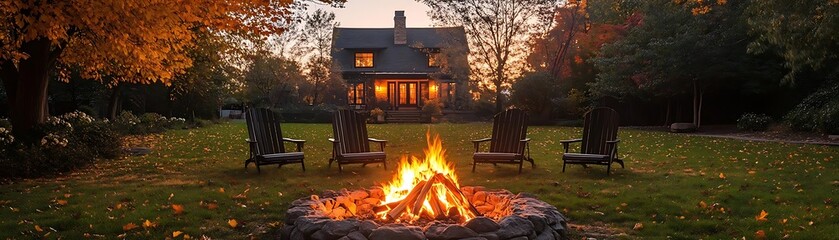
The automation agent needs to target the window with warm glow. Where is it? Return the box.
[348,83,365,105]
[428,53,441,67]
[355,52,373,68]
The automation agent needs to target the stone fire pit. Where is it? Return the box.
[281,186,569,240]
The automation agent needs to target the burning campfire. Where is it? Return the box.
[282,133,569,240]
[374,133,479,222]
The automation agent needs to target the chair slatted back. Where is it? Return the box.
[580,108,619,155]
[245,108,285,156]
[332,109,370,154]
[489,109,529,154]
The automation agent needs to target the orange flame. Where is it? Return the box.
[378,132,476,222]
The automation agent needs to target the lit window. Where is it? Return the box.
[348,83,365,105]
[355,52,373,68]
[428,53,441,67]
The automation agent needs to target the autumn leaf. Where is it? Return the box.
[698,201,707,209]
[143,219,157,229]
[233,188,250,199]
[218,187,225,193]
[755,230,766,239]
[755,210,768,222]
[718,173,726,179]
[56,199,68,205]
[633,222,643,230]
[122,222,139,231]
[35,225,44,232]
[228,219,238,228]
[173,231,183,237]
[172,204,184,215]
[206,202,218,210]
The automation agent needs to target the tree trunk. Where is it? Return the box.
[697,88,704,128]
[107,83,123,120]
[494,82,503,114]
[692,80,699,127]
[665,98,672,126]
[4,38,60,136]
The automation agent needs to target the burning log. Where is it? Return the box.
[410,173,442,216]
[434,174,481,218]
[386,180,428,220]
[427,190,445,219]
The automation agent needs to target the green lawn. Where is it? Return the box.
[0,122,836,239]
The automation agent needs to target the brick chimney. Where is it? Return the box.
[394,11,406,45]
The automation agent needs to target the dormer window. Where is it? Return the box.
[428,52,441,67]
[355,52,374,68]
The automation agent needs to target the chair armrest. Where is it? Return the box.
[520,138,531,142]
[246,138,257,143]
[282,138,306,143]
[560,138,582,153]
[368,138,386,151]
[283,138,305,152]
[328,138,338,143]
[606,139,621,144]
[472,137,491,153]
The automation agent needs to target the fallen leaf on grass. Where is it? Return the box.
[56,199,68,206]
[755,210,768,222]
[233,188,250,199]
[698,201,707,209]
[206,202,218,210]
[633,222,643,230]
[35,225,43,232]
[122,222,138,231]
[228,219,238,228]
[755,230,766,239]
[172,204,184,215]
[718,173,726,179]
[143,219,157,228]
[218,188,225,193]
[173,231,183,237]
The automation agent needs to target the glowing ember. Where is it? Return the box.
[376,132,479,222]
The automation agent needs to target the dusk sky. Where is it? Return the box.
[310,0,434,28]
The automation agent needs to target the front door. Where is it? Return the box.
[398,82,418,108]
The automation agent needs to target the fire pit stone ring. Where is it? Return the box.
[281,187,569,240]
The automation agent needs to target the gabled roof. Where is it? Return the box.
[332,27,467,49]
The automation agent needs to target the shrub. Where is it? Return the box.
[278,104,338,123]
[114,111,141,134]
[139,112,170,133]
[77,105,99,118]
[737,113,772,131]
[422,99,443,116]
[785,78,839,134]
[0,111,122,178]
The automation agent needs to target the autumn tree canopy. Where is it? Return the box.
[421,0,559,113]
[0,0,341,136]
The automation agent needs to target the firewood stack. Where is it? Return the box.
[461,187,514,220]
[309,188,386,220]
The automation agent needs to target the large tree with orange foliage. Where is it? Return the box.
[0,0,341,136]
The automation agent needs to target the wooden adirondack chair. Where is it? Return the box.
[561,107,624,175]
[472,108,534,173]
[329,109,387,173]
[244,108,306,173]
